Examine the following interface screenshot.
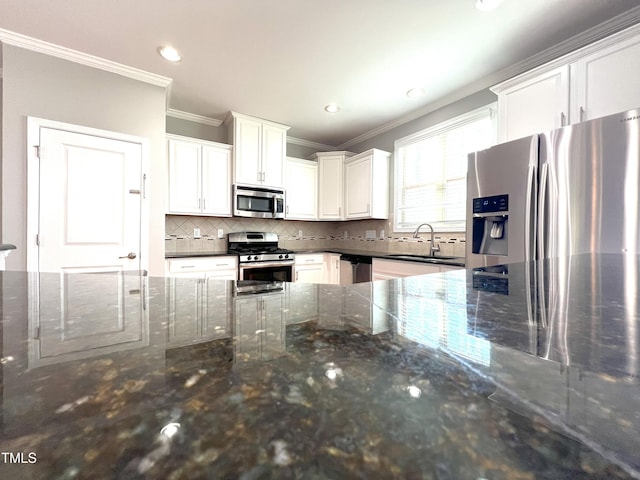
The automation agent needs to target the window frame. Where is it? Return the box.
[393,104,497,233]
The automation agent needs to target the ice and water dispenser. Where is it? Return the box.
[471,194,508,256]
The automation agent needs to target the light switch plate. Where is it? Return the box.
[298,230,303,238]
[380,230,385,239]
[365,230,376,239]
[193,228,201,239]
[217,229,224,239]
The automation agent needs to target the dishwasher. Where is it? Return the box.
[339,254,372,284]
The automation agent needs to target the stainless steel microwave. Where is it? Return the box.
[233,185,285,219]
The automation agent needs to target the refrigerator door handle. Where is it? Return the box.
[538,161,549,260]
[525,163,537,261]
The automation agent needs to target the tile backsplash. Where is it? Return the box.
[165,215,466,258]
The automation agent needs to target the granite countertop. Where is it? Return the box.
[1,254,639,478]
[0,243,16,251]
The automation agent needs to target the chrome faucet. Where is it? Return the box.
[412,223,440,256]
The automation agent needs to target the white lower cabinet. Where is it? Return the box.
[234,291,286,362]
[372,258,461,279]
[324,253,341,284]
[166,276,232,347]
[294,253,324,283]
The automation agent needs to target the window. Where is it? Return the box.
[394,105,496,232]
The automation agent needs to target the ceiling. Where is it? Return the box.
[0,0,639,148]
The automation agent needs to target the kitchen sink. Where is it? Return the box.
[386,254,461,261]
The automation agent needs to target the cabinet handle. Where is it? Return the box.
[198,198,201,209]
[286,205,289,214]
[142,173,147,199]
[257,171,262,182]
[180,265,196,269]
[296,271,299,281]
[579,106,584,122]
[262,171,266,182]
[367,203,370,214]
[560,112,566,126]
[203,198,206,210]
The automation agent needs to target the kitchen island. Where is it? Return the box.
[0,254,639,478]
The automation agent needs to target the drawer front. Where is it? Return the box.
[167,256,238,274]
[294,253,324,265]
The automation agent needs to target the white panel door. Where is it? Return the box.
[285,157,317,220]
[201,144,232,216]
[36,271,146,364]
[39,127,143,273]
[168,139,201,213]
[234,116,262,185]
[573,35,640,122]
[344,155,371,218]
[497,65,569,142]
[261,124,286,188]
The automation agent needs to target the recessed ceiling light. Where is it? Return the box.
[324,103,341,113]
[475,0,504,11]
[406,88,425,98]
[158,46,182,62]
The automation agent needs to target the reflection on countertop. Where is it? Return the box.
[0,253,639,478]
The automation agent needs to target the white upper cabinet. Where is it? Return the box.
[226,112,290,189]
[493,24,640,143]
[572,32,640,123]
[311,151,354,220]
[495,65,570,142]
[344,148,390,220]
[285,157,318,220]
[167,135,232,216]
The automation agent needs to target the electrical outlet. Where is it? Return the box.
[217,229,224,239]
[298,230,303,238]
[380,229,385,239]
[193,228,201,239]
[365,230,376,239]
[344,230,348,239]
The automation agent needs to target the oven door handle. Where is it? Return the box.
[240,260,295,269]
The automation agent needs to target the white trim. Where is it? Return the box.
[286,136,337,152]
[393,105,496,233]
[0,28,172,88]
[491,20,640,94]
[395,104,497,148]
[166,108,223,127]
[26,117,151,273]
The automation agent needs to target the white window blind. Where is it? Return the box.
[394,105,496,232]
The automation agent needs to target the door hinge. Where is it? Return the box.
[34,145,41,158]
[36,234,41,246]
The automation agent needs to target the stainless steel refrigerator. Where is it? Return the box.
[466,107,640,269]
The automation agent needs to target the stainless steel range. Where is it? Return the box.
[227,232,295,287]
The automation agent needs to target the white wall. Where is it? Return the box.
[1,45,167,275]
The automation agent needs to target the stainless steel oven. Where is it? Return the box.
[227,232,294,283]
[233,185,285,219]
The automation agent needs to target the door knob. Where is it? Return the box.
[119,252,137,259]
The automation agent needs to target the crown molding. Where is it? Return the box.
[337,9,640,150]
[0,28,172,88]
[166,108,223,127]
[286,136,337,151]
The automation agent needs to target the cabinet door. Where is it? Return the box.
[261,294,286,359]
[261,124,287,188]
[318,155,344,219]
[323,253,341,284]
[234,296,262,362]
[168,139,201,213]
[201,144,232,216]
[295,264,324,283]
[573,34,640,123]
[285,157,317,220]
[344,155,372,218]
[202,278,232,339]
[234,116,263,185]
[497,65,570,142]
[167,277,202,345]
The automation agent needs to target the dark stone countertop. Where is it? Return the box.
[0,243,16,251]
[1,253,639,478]
[166,248,466,267]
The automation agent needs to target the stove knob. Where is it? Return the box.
[279,254,283,259]
[284,254,289,259]
[253,255,259,261]
[246,255,252,262]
